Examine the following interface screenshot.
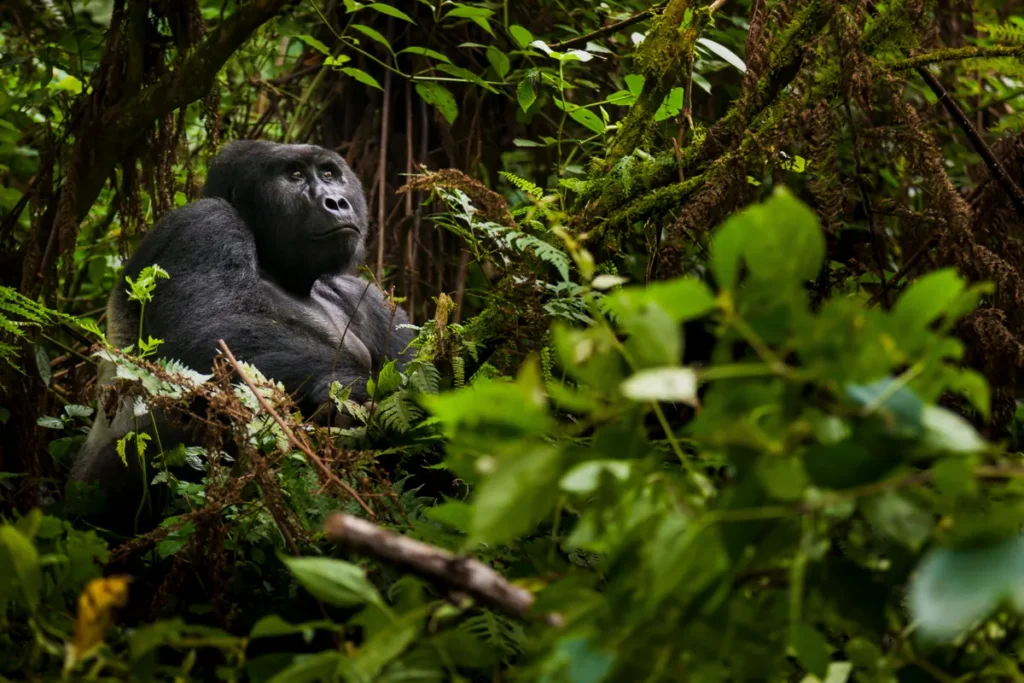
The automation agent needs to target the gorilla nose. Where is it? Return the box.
[323,195,352,215]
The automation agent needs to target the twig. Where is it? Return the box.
[376,22,393,283]
[216,339,375,517]
[548,2,667,51]
[325,513,564,626]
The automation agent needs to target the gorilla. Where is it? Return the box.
[69,140,414,525]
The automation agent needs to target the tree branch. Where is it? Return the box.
[548,2,667,52]
[325,513,564,626]
[889,45,1024,71]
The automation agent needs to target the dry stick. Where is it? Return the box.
[548,1,667,51]
[325,513,564,626]
[914,66,1024,220]
[216,339,375,518]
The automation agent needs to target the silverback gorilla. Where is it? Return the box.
[69,141,414,523]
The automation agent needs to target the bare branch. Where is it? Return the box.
[325,513,564,626]
[216,339,376,518]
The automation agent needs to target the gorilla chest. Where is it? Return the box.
[261,280,373,370]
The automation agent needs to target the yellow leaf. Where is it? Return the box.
[66,575,131,666]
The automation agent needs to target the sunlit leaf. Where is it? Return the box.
[416,82,458,124]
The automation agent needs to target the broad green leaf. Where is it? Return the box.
[845,378,924,435]
[696,37,747,72]
[591,274,627,290]
[792,625,829,678]
[280,556,383,608]
[508,24,533,49]
[250,616,336,640]
[620,368,698,405]
[920,405,986,453]
[34,344,50,386]
[351,24,392,52]
[654,87,684,122]
[604,277,717,323]
[348,609,423,680]
[621,304,681,369]
[861,492,933,550]
[295,34,332,56]
[486,45,510,78]
[470,445,563,545]
[710,188,824,290]
[0,524,41,610]
[607,90,637,106]
[891,269,964,336]
[445,5,495,36]
[517,78,537,112]
[908,537,1024,642]
[568,105,606,134]
[757,456,809,501]
[365,3,413,23]
[267,651,346,683]
[624,74,645,95]
[416,82,458,124]
[340,67,382,90]
[399,46,452,63]
[560,460,631,493]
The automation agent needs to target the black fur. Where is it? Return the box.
[69,141,414,525]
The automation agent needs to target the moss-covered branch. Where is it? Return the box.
[887,45,1024,70]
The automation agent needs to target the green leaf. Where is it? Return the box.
[604,277,717,323]
[509,24,534,49]
[607,90,637,106]
[348,609,423,680]
[445,5,495,36]
[620,368,698,405]
[36,416,65,430]
[267,651,346,683]
[399,46,452,63]
[891,269,964,336]
[861,492,933,551]
[560,460,631,493]
[280,556,383,608]
[295,34,332,56]
[568,106,606,134]
[486,45,510,78]
[696,37,747,72]
[624,74,645,95]
[365,3,413,23]
[654,87,684,122]
[757,456,809,501]
[710,188,824,291]
[470,445,563,545]
[792,625,830,678]
[517,78,537,112]
[0,524,41,610]
[340,67,382,90]
[34,344,50,387]
[351,24,392,52]
[416,82,459,124]
[920,405,986,453]
[908,537,1024,642]
[250,616,336,640]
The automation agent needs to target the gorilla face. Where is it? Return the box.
[202,140,368,293]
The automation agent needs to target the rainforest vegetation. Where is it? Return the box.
[4,0,1024,680]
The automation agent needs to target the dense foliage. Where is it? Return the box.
[4,0,1024,680]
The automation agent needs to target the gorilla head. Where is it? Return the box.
[202,140,368,293]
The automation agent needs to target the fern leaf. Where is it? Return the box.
[499,171,544,198]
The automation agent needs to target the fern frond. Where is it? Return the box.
[499,171,544,198]
[982,22,1024,45]
[375,391,424,433]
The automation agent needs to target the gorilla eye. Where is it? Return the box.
[290,169,304,180]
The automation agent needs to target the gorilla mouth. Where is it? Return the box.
[313,225,359,239]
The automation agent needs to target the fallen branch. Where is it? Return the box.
[216,339,375,518]
[325,513,564,626]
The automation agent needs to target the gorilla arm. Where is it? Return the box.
[120,199,378,406]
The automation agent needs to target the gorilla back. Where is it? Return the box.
[69,141,414,526]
